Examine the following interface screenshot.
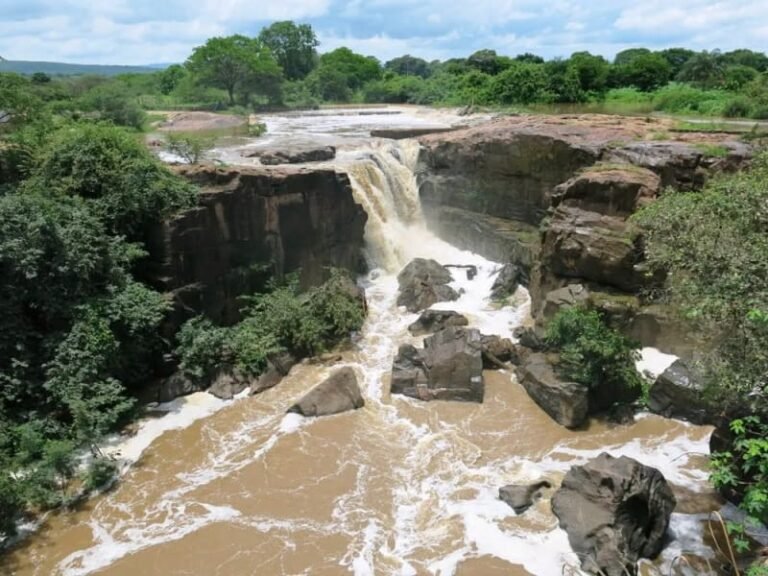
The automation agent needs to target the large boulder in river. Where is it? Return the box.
[254,145,336,165]
[648,360,718,425]
[288,367,364,417]
[490,263,526,300]
[499,480,552,515]
[516,353,588,429]
[391,326,484,402]
[208,366,249,400]
[250,351,298,396]
[408,309,468,336]
[552,453,676,576]
[397,258,459,312]
[480,334,518,368]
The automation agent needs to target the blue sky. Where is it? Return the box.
[1,0,767,65]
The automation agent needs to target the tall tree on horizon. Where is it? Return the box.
[259,21,319,81]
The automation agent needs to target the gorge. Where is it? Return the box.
[1,107,757,576]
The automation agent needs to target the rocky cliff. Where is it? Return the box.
[147,165,367,326]
[417,115,752,353]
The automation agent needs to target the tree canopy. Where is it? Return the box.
[259,21,318,81]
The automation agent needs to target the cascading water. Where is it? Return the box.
[3,109,721,576]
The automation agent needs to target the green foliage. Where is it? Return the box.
[25,122,196,238]
[186,35,282,106]
[614,52,672,91]
[488,62,550,104]
[317,47,382,92]
[544,307,644,393]
[385,55,431,79]
[176,270,366,379]
[165,132,215,163]
[677,50,726,88]
[82,458,118,492]
[259,21,318,81]
[711,416,768,552]
[78,83,146,129]
[0,472,24,538]
[159,64,187,95]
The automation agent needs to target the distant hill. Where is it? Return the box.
[0,60,160,76]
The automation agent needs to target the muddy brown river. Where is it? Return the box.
[2,109,722,576]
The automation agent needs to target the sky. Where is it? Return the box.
[0,0,767,65]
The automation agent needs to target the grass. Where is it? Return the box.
[694,143,730,157]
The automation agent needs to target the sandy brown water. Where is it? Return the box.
[2,114,724,575]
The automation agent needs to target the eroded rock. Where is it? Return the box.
[408,309,468,336]
[253,145,336,165]
[648,360,717,425]
[499,480,552,515]
[157,372,203,403]
[288,367,364,417]
[516,353,588,429]
[490,264,525,300]
[250,352,298,396]
[208,367,248,400]
[480,334,518,368]
[552,453,676,576]
[396,258,459,312]
[391,327,484,402]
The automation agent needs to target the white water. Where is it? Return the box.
[10,109,719,576]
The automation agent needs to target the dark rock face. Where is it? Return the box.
[552,453,677,576]
[480,334,518,368]
[648,360,717,425]
[208,367,249,400]
[288,367,364,417]
[499,480,552,515]
[490,264,526,300]
[157,372,203,403]
[370,126,465,139]
[391,327,484,402]
[516,353,588,429]
[396,258,459,313]
[147,166,366,327]
[250,352,298,396]
[408,310,468,336]
[254,146,336,165]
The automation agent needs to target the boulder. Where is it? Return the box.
[648,360,717,425]
[499,480,552,515]
[208,367,249,400]
[288,367,364,417]
[254,145,336,165]
[391,327,484,402]
[552,453,677,576]
[513,326,546,352]
[396,258,459,312]
[490,264,525,300]
[516,353,588,429]
[157,372,203,403]
[480,334,518,368]
[408,309,469,336]
[250,352,298,396]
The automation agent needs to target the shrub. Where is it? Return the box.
[544,307,644,392]
[723,96,753,118]
[165,132,215,164]
[82,458,119,492]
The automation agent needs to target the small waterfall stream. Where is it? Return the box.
[3,110,721,576]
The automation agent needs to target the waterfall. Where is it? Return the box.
[345,140,434,273]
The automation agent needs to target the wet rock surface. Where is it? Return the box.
[250,145,337,165]
[408,309,468,336]
[499,480,552,515]
[396,258,459,312]
[391,326,484,402]
[516,353,588,429]
[648,360,718,425]
[157,372,204,403]
[250,352,298,396]
[490,263,526,300]
[288,367,364,417]
[208,367,249,400]
[480,334,518,368]
[552,452,676,576]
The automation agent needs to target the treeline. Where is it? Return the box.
[4,22,768,126]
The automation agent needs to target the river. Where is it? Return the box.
[3,108,721,576]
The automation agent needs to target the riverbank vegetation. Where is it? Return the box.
[635,151,768,558]
[2,23,768,127]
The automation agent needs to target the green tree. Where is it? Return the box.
[186,35,282,105]
[159,64,187,95]
[723,65,758,91]
[614,48,652,66]
[488,62,549,104]
[385,55,431,78]
[258,21,318,81]
[721,49,768,72]
[677,50,725,88]
[568,51,609,93]
[616,52,672,91]
[317,47,382,90]
[659,47,696,78]
[467,49,504,75]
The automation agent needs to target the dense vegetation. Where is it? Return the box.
[635,152,768,559]
[3,22,768,122]
[544,307,645,398]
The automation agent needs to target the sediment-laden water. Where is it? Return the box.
[3,109,721,576]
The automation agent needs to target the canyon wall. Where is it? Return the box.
[147,165,367,326]
[417,115,752,354]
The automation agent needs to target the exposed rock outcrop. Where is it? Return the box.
[490,263,526,300]
[249,352,298,396]
[648,360,718,425]
[208,367,249,400]
[408,310,468,336]
[516,353,588,429]
[391,327,484,402]
[156,372,203,403]
[396,258,459,312]
[480,335,518,368]
[499,480,552,515]
[251,145,337,165]
[147,165,367,326]
[552,453,677,576]
[288,367,364,417]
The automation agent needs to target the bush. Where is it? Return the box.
[723,96,753,118]
[544,307,644,393]
[652,83,731,115]
[82,458,119,492]
[165,132,215,164]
